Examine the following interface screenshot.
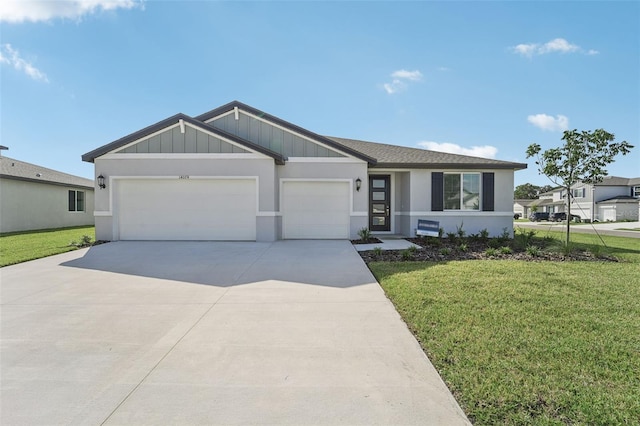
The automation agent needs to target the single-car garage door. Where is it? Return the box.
[117,178,256,240]
[282,181,350,239]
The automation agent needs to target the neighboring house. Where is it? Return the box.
[0,156,95,233]
[82,101,527,242]
[516,177,640,221]
[514,199,536,217]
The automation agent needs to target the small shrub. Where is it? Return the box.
[357,227,372,241]
[557,242,576,256]
[500,227,511,240]
[70,235,93,248]
[459,243,468,252]
[372,247,383,256]
[499,246,512,255]
[425,236,441,246]
[407,245,418,254]
[447,232,457,241]
[485,248,498,257]
[456,222,466,239]
[514,227,536,249]
[488,239,501,249]
[440,247,451,256]
[526,245,541,257]
[401,249,414,260]
[468,233,479,242]
[438,227,445,238]
[479,228,490,241]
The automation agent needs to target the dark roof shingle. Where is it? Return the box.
[326,136,527,170]
[1,156,94,189]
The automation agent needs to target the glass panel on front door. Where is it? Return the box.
[369,175,390,232]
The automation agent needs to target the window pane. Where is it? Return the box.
[462,173,480,210]
[372,179,386,189]
[444,174,460,210]
[76,191,85,212]
[372,203,386,214]
[68,190,76,212]
[372,191,385,201]
[372,217,386,226]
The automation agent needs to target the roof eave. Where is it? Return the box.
[370,162,528,170]
[82,113,286,165]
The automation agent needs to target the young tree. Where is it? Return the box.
[526,129,633,245]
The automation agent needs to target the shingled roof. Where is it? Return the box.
[327,136,527,170]
[0,156,94,189]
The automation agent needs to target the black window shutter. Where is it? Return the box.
[482,172,495,211]
[68,190,76,212]
[432,172,444,211]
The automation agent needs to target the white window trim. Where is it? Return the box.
[68,189,86,213]
[443,172,481,211]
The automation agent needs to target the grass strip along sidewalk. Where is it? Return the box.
[369,232,640,424]
[0,226,95,267]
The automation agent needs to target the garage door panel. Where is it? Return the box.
[282,181,350,239]
[117,179,256,240]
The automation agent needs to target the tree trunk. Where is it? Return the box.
[565,186,571,246]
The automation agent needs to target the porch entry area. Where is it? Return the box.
[369,175,391,231]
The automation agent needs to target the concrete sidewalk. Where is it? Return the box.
[1,240,469,425]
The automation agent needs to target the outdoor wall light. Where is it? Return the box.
[98,174,106,189]
[355,177,362,192]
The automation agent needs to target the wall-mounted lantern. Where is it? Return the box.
[355,177,362,192]
[98,174,106,189]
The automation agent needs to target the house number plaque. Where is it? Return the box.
[178,175,190,179]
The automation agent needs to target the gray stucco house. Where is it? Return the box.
[82,101,526,241]
[0,156,95,233]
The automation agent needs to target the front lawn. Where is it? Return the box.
[0,226,95,267]
[368,232,640,424]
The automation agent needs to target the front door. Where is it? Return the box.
[369,175,391,231]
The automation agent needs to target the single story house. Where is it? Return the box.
[82,101,527,241]
[0,156,95,233]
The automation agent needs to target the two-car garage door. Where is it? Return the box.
[115,179,350,240]
[117,179,256,240]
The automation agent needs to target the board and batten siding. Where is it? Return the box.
[208,111,345,158]
[116,126,249,154]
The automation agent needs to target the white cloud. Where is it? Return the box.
[382,69,422,95]
[417,141,498,159]
[527,113,569,132]
[0,44,48,82]
[511,38,595,57]
[0,0,142,23]
[391,69,423,81]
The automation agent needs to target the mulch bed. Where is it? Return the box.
[350,237,383,244]
[356,237,618,263]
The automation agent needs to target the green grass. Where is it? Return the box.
[0,226,95,267]
[369,232,640,425]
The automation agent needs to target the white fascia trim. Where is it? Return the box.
[287,157,365,164]
[205,109,357,160]
[395,211,515,217]
[102,175,265,216]
[98,153,267,161]
[279,178,357,215]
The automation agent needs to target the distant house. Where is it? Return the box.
[514,176,640,222]
[0,156,95,233]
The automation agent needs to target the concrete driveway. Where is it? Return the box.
[1,240,469,425]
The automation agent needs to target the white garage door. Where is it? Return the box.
[282,181,350,239]
[117,179,256,240]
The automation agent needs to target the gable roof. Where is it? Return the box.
[195,101,377,165]
[82,113,286,164]
[327,136,527,170]
[83,101,527,170]
[1,156,94,189]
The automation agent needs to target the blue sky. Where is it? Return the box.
[1,0,638,187]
